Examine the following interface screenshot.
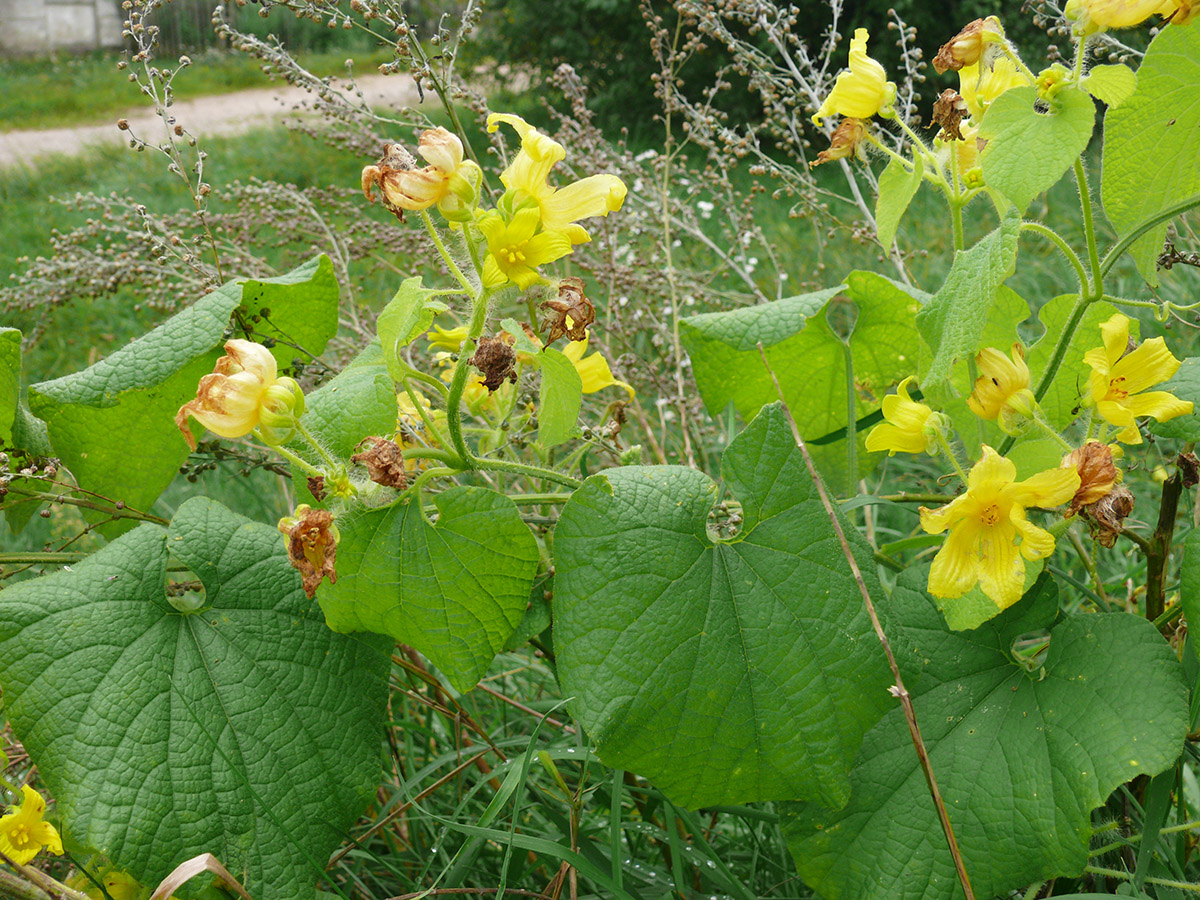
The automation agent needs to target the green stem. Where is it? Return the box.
[293,419,340,471]
[1074,159,1103,298]
[935,433,970,485]
[1073,34,1088,82]
[1001,40,1037,81]
[401,447,459,464]
[420,208,476,296]
[0,867,51,900]
[401,378,453,452]
[473,457,581,489]
[1145,451,1189,621]
[1085,865,1200,893]
[0,552,87,565]
[950,200,965,254]
[1031,413,1075,451]
[509,493,575,505]
[1067,528,1111,610]
[403,367,451,399]
[1,486,168,525]
[1021,221,1088,293]
[444,289,493,470]
[264,437,325,479]
[1100,192,1200,280]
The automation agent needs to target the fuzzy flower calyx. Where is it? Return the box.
[813,29,896,126]
[933,16,1006,74]
[967,343,1038,435]
[0,786,63,866]
[1083,313,1192,444]
[176,340,303,449]
[865,377,948,456]
[921,446,1080,610]
[487,113,627,245]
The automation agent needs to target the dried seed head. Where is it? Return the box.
[469,336,518,392]
[278,505,339,598]
[352,436,408,490]
[932,90,970,142]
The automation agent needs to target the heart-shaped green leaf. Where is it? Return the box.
[783,570,1187,900]
[553,403,893,808]
[0,497,391,898]
[319,487,539,691]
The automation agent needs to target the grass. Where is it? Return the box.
[0,48,393,132]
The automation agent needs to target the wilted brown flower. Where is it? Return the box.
[1085,484,1134,548]
[812,118,867,168]
[540,277,595,344]
[352,436,408,490]
[278,505,338,598]
[932,89,970,141]
[933,17,1004,74]
[470,336,518,392]
[1062,442,1118,516]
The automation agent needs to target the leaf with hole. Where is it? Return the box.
[553,403,893,808]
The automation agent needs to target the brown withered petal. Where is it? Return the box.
[352,436,408,490]
[1062,441,1118,516]
[362,142,421,218]
[812,118,867,168]
[470,336,518,392]
[540,277,595,344]
[307,475,327,501]
[933,18,988,74]
[282,508,338,598]
[1082,484,1134,549]
[932,89,970,142]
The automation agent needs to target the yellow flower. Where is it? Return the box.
[361,128,482,219]
[562,336,634,398]
[865,376,943,455]
[0,786,63,866]
[1165,0,1200,23]
[487,113,627,245]
[967,342,1037,434]
[921,446,1080,610]
[1065,0,1175,30]
[812,28,896,126]
[175,340,303,449]
[426,323,469,353]
[478,207,574,291]
[958,57,1031,120]
[1084,313,1193,444]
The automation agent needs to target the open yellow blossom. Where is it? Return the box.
[487,113,627,245]
[921,446,1080,610]
[175,340,304,449]
[479,207,574,291]
[958,57,1031,120]
[562,337,634,398]
[0,786,63,866]
[865,377,944,456]
[426,323,469,353]
[1065,0,1176,30]
[812,29,896,126]
[967,343,1037,434]
[1084,313,1192,444]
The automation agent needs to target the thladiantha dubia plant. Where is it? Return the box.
[2,3,1200,900]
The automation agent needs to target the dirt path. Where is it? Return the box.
[0,72,421,170]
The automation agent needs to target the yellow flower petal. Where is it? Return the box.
[812,29,893,125]
[977,520,1025,609]
[1109,337,1182,396]
[1123,390,1193,422]
[967,344,1030,421]
[1004,466,1080,509]
[0,786,63,866]
[968,445,1017,492]
[927,516,983,598]
[1010,506,1056,561]
[540,174,627,234]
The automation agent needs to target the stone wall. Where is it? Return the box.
[0,0,123,55]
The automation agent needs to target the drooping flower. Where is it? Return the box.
[361,129,482,220]
[278,505,339,599]
[967,342,1038,434]
[1062,441,1119,513]
[486,113,627,245]
[0,786,63,866]
[921,446,1080,610]
[812,118,868,167]
[958,56,1031,120]
[1084,313,1193,443]
[865,376,946,456]
[478,207,574,290]
[1065,0,1177,31]
[562,336,635,398]
[812,29,896,126]
[175,340,303,449]
[933,17,1006,74]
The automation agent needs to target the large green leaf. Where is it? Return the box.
[537,348,583,449]
[1102,25,1200,286]
[1149,356,1200,442]
[0,497,391,898]
[553,403,893,809]
[28,257,339,529]
[784,570,1187,900]
[680,272,925,493]
[875,155,923,251]
[979,86,1096,214]
[319,487,539,691]
[376,276,449,382]
[303,340,399,460]
[238,255,340,367]
[0,327,18,444]
[917,212,1021,389]
[1082,64,1137,109]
